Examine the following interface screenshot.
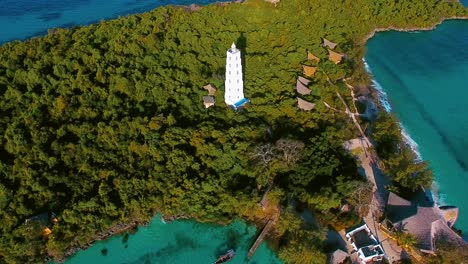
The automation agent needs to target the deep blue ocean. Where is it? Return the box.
[0,0,216,45]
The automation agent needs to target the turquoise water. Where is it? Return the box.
[66,217,282,264]
[0,0,217,45]
[365,20,468,239]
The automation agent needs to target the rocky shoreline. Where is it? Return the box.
[48,12,468,264]
[361,16,468,44]
[57,213,196,263]
[58,219,146,263]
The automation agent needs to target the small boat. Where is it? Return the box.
[214,249,235,264]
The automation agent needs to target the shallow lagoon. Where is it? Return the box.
[65,217,282,264]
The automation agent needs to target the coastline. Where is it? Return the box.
[60,14,468,263]
[361,16,468,236]
[60,214,275,263]
[59,219,147,263]
[1,0,467,262]
[361,16,468,44]
[60,213,243,263]
[363,60,422,160]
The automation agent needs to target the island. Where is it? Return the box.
[0,0,467,263]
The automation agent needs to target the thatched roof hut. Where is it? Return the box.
[203,84,217,96]
[329,249,348,264]
[297,76,311,86]
[439,206,459,227]
[203,96,215,108]
[307,51,320,62]
[328,50,343,64]
[386,192,466,254]
[296,79,311,95]
[265,0,280,6]
[42,227,52,236]
[323,38,337,49]
[297,97,315,111]
[302,65,317,77]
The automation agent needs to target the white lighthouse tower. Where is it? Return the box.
[225,43,248,109]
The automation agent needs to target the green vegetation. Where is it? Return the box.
[428,243,468,264]
[372,112,433,192]
[0,0,466,263]
[394,231,417,248]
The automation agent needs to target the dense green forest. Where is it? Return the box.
[0,0,466,263]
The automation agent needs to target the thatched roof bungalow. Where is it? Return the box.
[329,249,348,264]
[203,84,217,96]
[439,206,459,227]
[386,192,465,254]
[323,38,337,49]
[307,51,320,62]
[302,65,317,77]
[297,97,315,111]
[203,96,215,108]
[345,224,386,263]
[297,76,311,86]
[328,50,343,64]
[296,79,311,95]
[42,227,52,236]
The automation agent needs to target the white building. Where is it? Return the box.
[345,224,386,264]
[225,43,248,109]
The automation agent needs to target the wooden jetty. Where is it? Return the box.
[247,219,275,258]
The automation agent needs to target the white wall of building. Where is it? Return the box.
[224,43,244,106]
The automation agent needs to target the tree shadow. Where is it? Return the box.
[236,32,247,81]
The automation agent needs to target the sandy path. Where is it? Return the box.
[345,138,404,263]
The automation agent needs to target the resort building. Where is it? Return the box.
[225,43,248,109]
[296,78,311,95]
[328,50,344,64]
[297,97,315,111]
[345,224,386,264]
[203,96,215,108]
[329,249,348,264]
[302,65,317,77]
[385,192,465,254]
[323,38,337,49]
[203,84,217,96]
[307,51,320,62]
[297,76,311,86]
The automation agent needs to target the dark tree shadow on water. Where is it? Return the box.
[122,233,199,264]
[214,228,241,255]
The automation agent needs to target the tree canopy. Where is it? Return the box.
[0,0,466,262]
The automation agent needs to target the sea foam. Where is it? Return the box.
[363,59,392,112]
[363,59,429,191]
[364,59,421,157]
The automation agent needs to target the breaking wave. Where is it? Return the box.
[430,181,447,205]
[364,59,421,158]
[363,59,392,112]
[363,58,433,195]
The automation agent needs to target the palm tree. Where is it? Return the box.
[394,231,417,248]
